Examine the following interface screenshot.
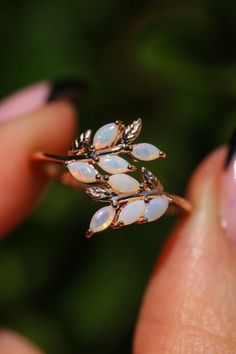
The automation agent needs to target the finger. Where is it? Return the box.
[0,330,44,354]
[0,101,77,237]
[0,79,87,123]
[134,139,236,353]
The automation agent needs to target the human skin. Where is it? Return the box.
[0,83,235,353]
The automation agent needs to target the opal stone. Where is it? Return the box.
[108,174,140,193]
[144,196,169,222]
[90,206,115,233]
[118,200,145,225]
[98,155,130,174]
[67,161,98,183]
[93,123,119,149]
[131,143,160,161]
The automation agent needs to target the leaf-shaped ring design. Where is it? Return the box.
[85,167,191,237]
[33,119,166,181]
[33,119,191,237]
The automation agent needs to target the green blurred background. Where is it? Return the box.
[0,0,235,353]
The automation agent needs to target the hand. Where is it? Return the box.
[0,82,235,354]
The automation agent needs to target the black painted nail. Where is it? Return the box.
[47,79,88,103]
[225,127,236,169]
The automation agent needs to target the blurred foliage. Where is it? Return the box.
[0,0,235,353]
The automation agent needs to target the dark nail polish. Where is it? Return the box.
[221,127,236,244]
[225,127,236,169]
[47,79,88,103]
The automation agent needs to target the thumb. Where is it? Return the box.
[134,141,236,353]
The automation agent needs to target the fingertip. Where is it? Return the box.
[0,330,44,354]
[11,100,78,152]
[187,146,226,211]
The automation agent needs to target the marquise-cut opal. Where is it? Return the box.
[98,155,130,174]
[131,143,160,161]
[90,206,115,233]
[93,123,119,149]
[144,196,169,222]
[67,161,98,183]
[108,174,140,193]
[118,200,145,225]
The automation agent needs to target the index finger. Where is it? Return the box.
[0,101,77,237]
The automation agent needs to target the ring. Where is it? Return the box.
[32,119,192,237]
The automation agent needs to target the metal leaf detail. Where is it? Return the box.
[70,137,80,150]
[86,187,115,201]
[79,129,92,148]
[71,129,92,151]
[141,167,163,191]
[118,118,142,145]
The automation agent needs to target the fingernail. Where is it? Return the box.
[47,79,88,102]
[220,128,236,243]
[0,79,87,123]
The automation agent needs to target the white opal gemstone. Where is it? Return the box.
[108,174,140,193]
[90,206,115,233]
[93,123,119,149]
[144,196,169,222]
[67,161,98,183]
[98,155,130,174]
[131,143,160,161]
[118,200,145,225]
